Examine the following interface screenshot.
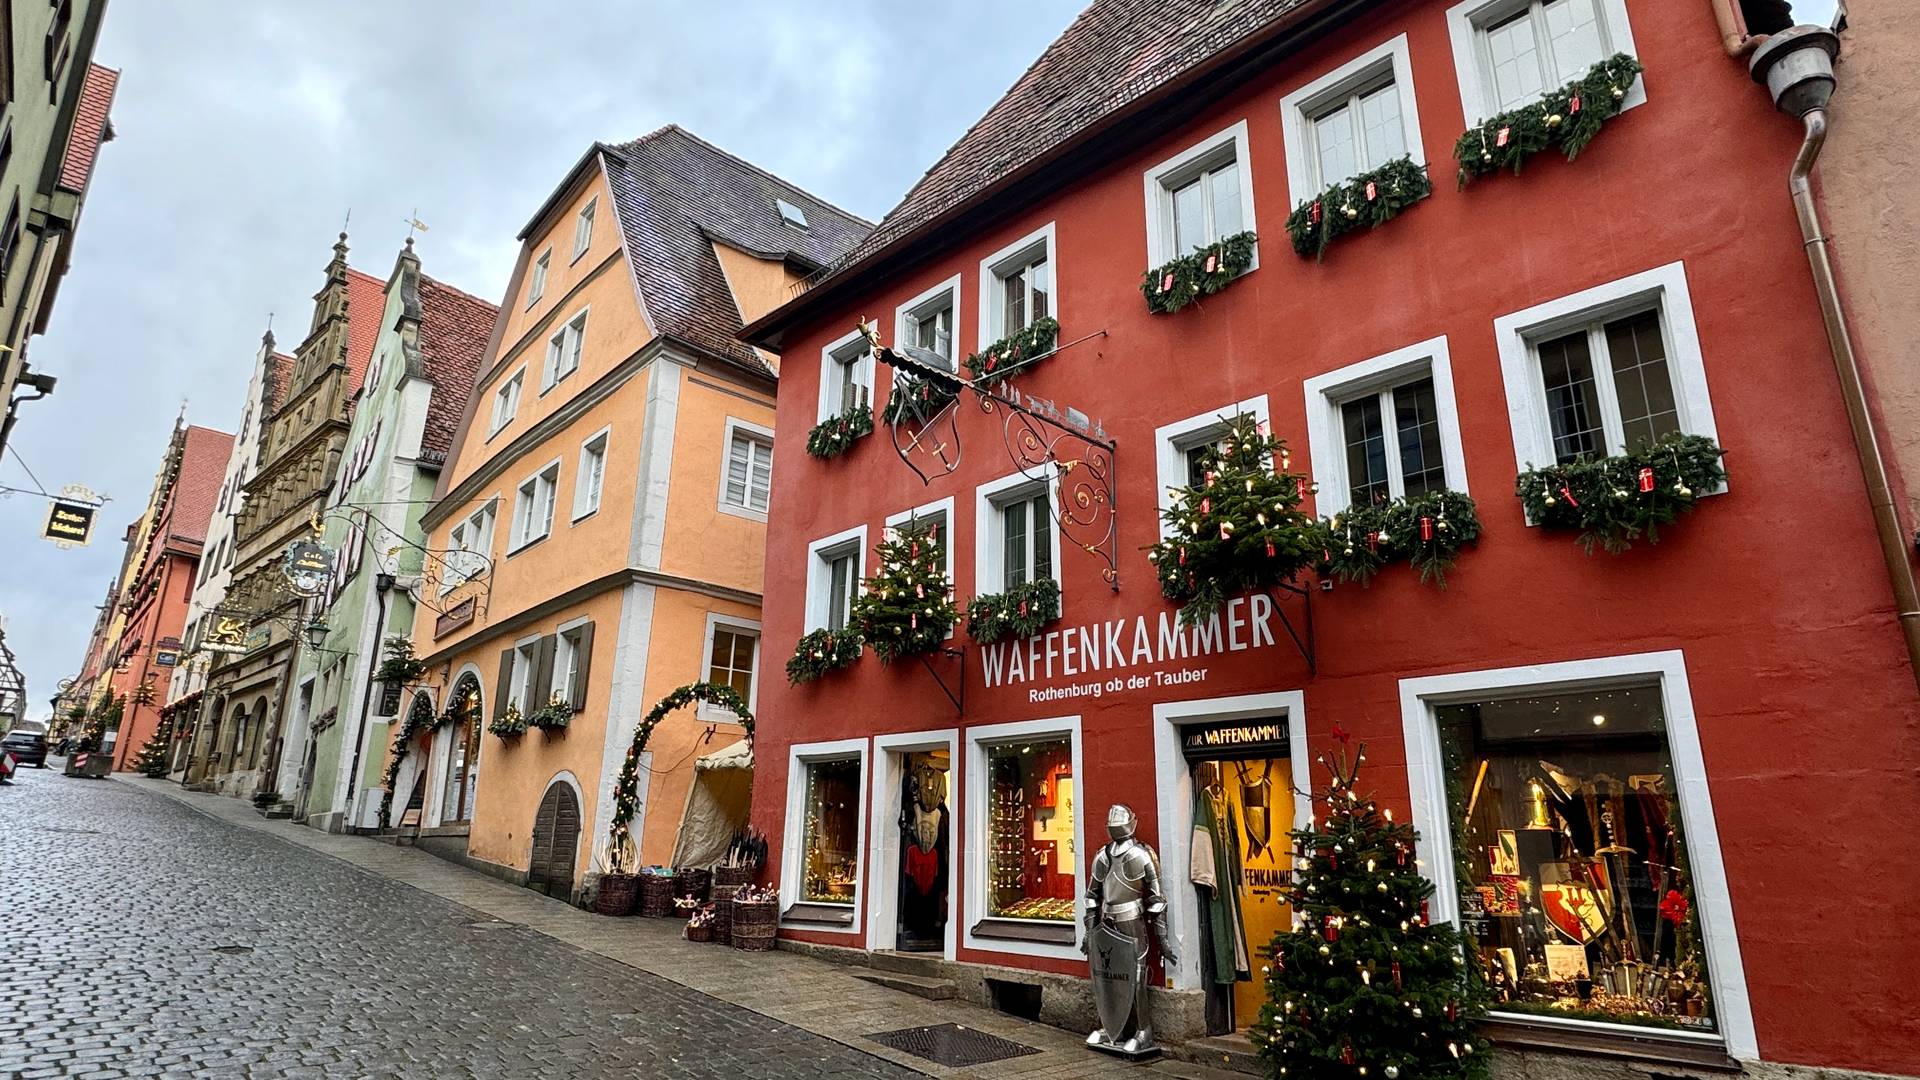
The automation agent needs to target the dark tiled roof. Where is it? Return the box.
[57,64,118,194]
[416,275,499,463]
[600,125,871,375]
[760,0,1316,332]
[170,426,235,547]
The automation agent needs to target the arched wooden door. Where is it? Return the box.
[528,782,580,898]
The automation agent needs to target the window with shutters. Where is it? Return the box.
[1303,337,1470,516]
[510,637,542,713]
[699,614,760,719]
[573,428,609,521]
[720,419,774,519]
[552,621,593,709]
[806,525,867,634]
[1446,0,1643,125]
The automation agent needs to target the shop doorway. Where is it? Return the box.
[868,732,957,959]
[1181,715,1298,1036]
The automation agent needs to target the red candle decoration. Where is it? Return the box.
[1203,253,1218,274]
[1496,126,1511,147]
[1570,94,1582,113]
[1419,516,1434,541]
[1638,466,1656,492]
[1559,484,1579,508]
[1324,920,1340,943]
[1160,272,1175,293]
[1365,180,1378,201]
[1266,539,1277,558]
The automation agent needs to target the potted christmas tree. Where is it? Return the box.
[1254,733,1491,1078]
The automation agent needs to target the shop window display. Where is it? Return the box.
[1438,684,1714,1033]
[801,758,862,904]
[985,737,1077,922]
[895,750,951,951]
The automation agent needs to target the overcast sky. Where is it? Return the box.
[0,1,1084,720]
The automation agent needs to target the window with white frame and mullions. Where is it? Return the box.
[984,737,1076,923]
[1437,684,1715,1034]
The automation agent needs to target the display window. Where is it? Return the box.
[1438,683,1715,1034]
[800,758,862,905]
[984,736,1077,922]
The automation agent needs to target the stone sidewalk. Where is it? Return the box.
[118,777,1230,1080]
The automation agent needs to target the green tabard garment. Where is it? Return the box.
[1191,788,1250,985]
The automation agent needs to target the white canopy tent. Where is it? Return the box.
[669,738,752,869]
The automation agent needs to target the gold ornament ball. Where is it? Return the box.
[1481,151,1493,162]
[1546,113,1563,127]
[1318,944,1331,956]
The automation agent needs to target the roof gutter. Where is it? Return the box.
[740,0,1367,351]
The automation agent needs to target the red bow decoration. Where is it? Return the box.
[1660,889,1690,926]
[1330,723,1353,747]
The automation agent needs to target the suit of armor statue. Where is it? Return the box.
[1083,804,1176,1057]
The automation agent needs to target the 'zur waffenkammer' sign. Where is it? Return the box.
[283,540,334,595]
[42,500,96,546]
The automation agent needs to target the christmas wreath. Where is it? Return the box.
[1146,413,1321,625]
[1141,232,1258,314]
[606,682,754,873]
[487,700,527,738]
[1454,53,1644,187]
[1285,158,1430,261]
[1516,432,1726,554]
[962,317,1059,386]
[880,373,958,426]
[1316,490,1482,587]
[966,576,1061,645]
[527,693,574,732]
[805,403,873,460]
[785,627,864,685]
[851,517,960,662]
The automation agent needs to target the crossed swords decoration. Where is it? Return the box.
[860,323,1121,590]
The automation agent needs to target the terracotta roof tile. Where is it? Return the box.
[416,275,499,463]
[345,268,387,395]
[57,64,118,194]
[169,426,235,547]
[599,126,871,376]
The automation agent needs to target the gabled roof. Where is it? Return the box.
[345,268,387,395]
[744,0,1339,348]
[58,64,118,195]
[416,275,499,464]
[598,125,871,376]
[169,426,235,547]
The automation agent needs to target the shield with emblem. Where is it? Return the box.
[1088,920,1142,1039]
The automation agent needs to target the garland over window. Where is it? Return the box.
[963,316,1059,386]
[881,374,957,425]
[1516,433,1726,554]
[378,694,458,829]
[786,627,863,685]
[805,403,873,460]
[488,701,527,738]
[1454,54,1644,187]
[1141,232,1257,314]
[1285,158,1430,261]
[1316,490,1483,587]
[851,517,959,662]
[607,682,753,874]
[966,577,1061,645]
[1146,413,1320,625]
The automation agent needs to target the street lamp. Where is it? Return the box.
[304,619,329,651]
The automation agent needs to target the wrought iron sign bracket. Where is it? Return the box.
[917,647,966,716]
[1275,582,1316,675]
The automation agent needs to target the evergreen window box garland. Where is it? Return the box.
[528,694,573,732]
[785,628,863,685]
[1516,432,1726,555]
[1146,413,1321,626]
[487,701,528,738]
[851,518,959,662]
[1141,233,1257,314]
[963,316,1060,386]
[1453,54,1644,187]
[881,374,957,425]
[1317,490,1483,587]
[1285,159,1430,261]
[966,577,1061,645]
[805,403,873,460]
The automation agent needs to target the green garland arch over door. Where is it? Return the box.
[606,682,755,872]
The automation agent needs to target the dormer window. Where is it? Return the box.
[775,197,810,229]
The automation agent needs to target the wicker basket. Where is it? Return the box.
[686,922,713,943]
[732,900,776,951]
[639,873,676,918]
[710,894,734,945]
[674,867,712,903]
[595,873,637,916]
[712,864,756,890]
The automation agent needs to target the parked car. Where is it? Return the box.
[2,721,48,768]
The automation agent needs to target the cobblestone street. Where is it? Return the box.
[0,767,923,1079]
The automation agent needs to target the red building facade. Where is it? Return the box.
[744,1,1918,1073]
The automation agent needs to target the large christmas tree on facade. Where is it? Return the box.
[850,517,958,663]
[1253,734,1491,1079]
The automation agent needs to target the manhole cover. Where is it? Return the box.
[866,1023,1038,1068]
[211,945,253,955]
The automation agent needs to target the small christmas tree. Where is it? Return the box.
[1254,734,1491,1079]
[851,517,958,663]
[131,723,173,778]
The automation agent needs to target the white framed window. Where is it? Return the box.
[1397,651,1757,1059]
[528,249,550,307]
[542,307,588,391]
[572,197,596,261]
[779,738,869,933]
[572,426,609,521]
[442,499,497,593]
[1446,0,1643,124]
[817,323,876,423]
[698,613,761,720]
[805,524,867,634]
[977,222,1056,345]
[1279,33,1426,204]
[1154,395,1271,540]
[510,635,541,713]
[1303,336,1470,516]
[719,418,774,519]
[510,460,560,553]
[1142,121,1259,268]
[963,716,1084,959]
[974,469,1061,600]
[488,369,523,437]
[883,495,956,589]
[551,618,591,705]
[1493,261,1719,481]
[894,275,961,369]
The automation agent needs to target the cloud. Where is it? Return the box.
[0,0,1083,720]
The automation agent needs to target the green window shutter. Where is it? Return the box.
[534,634,558,707]
[570,622,595,711]
[494,649,513,719]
